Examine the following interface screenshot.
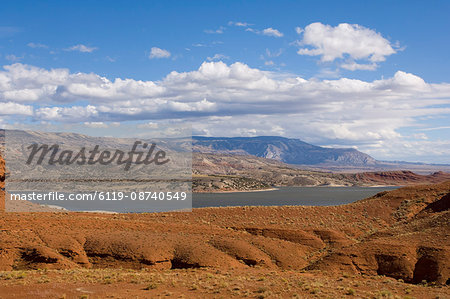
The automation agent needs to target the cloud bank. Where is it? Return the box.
[0,62,449,162]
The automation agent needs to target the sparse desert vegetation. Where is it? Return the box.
[0,267,449,298]
[1,153,449,298]
[193,153,450,192]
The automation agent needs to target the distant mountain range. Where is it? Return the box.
[192,136,450,174]
[193,136,377,166]
[1,131,450,194]
[1,130,448,174]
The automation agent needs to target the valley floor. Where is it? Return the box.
[0,267,449,298]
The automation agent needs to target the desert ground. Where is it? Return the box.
[1,164,449,298]
[1,155,450,298]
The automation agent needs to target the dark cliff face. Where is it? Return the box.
[192,136,377,166]
[0,155,4,182]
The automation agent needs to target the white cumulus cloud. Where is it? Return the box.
[262,27,283,37]
[0,102,33,115]
[297,22,398,70]
[149,47,171,59]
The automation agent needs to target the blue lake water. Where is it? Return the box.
[193,186,398,208]
[18,186,398,212]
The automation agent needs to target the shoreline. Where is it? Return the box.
[193,184,400,194]
[193,187,279,194]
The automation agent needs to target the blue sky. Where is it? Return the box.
[2,0,450,81]
[1,0,450,163]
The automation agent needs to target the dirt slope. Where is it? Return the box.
[193,153,450,191]
[350,170,450,186]
[309,185,450,284]
[0,181,449,284]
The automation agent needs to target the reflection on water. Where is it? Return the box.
[193,186,398,208]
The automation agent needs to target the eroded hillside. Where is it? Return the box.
[0,151,449,297]
[1,182,449,285]
[193,153,450,191]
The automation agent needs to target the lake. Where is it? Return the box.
[193,186,398,208]
[18,186,398,212]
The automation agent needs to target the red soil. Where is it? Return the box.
[351,170,450,185]
[0,153,449,297]
[0,180,449,284]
